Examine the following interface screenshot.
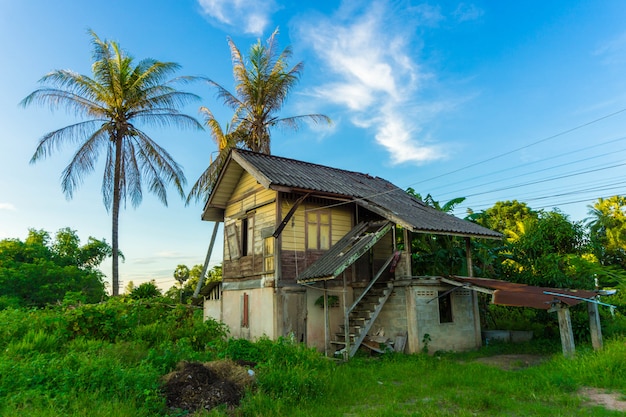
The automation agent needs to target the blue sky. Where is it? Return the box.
[2,0,626,291]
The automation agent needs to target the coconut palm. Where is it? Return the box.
[186,107,243,203]
[21,31,203,295]
[187,28,331,204]
[219,28,331,153]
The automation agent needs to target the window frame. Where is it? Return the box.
[306,209,331,250]
[438,291,453,324]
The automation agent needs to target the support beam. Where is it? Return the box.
[588,301,603,351]
[465,237,473,277]
[193,222,221,298]
[553,304,576,358]
[324,281,330,357]
[272,193,311,238]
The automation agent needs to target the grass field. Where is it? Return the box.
[0,302,624,416]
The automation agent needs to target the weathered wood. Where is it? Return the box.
[465,237,473,277]
[588,301,603,351]
[273,192,311,238]
[556,304,576,357]
[324,281,330,357]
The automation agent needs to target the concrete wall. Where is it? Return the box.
[410,283,480,352]
[372,286,408,343]
[221,287,275,340]
[203,285,222,322]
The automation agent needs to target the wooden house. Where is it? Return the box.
[201,149,506,356]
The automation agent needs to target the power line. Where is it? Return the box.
[406,107,626,188]
[436,140,626,198]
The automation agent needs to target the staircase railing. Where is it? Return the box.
[343,251,400,357]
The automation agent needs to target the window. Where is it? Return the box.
[242,215,254,256]
[438,291,453,323]
[225,215,254,260]
[306,210,331,250]
[225,222,240,260]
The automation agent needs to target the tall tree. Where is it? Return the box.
[187,28,331,203]
[586,195,626,267]
[21,31,202,295]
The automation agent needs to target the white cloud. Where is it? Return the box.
[0,203,16,211]
[453,3,484,22]
[296,0,449,165]
[197,0,277,36]
[594,32,626,65]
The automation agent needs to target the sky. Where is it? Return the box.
[2,0,626,292]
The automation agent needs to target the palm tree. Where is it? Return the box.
[186,107,243,203]
[187,28,331,204]
[21,31,203,295]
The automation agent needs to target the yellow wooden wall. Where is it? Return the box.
[280,200,353,252]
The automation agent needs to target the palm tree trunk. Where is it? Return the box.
[111,136,123,296]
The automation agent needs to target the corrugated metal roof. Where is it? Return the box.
[297,221,392,283]
[449,276,598,310]
[204,149,502,239]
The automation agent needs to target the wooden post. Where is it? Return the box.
[343,272,350,361]
[323,282,329,357]
[404,229,412,277]
[466,237,482,348]
[555,304,576,358]
[588,301,603,351]
[465,237,473,277]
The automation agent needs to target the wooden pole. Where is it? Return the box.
[555,304,576,358]
[588,301,603,351]
[343,272,350,360]
[193,222,220,298]
[465,237,473,277]
[466,237,482,348]
[324,281,329,357]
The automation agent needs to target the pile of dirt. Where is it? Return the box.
[162,360,255,413]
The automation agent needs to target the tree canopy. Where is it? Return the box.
[0,228,110,308]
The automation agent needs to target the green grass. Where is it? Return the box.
[1,302,625,416]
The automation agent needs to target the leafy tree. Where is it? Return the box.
[501,210,593,288]
[21,30,202,295]
[129,280,162,300]
[586,196,626,268]
[404,190,469,275]
[173,264,190,303]
[472,200,537,234]
[0,228,109,307]
[166,264,222,304]
[187,28,331,202]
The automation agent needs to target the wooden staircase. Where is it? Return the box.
[331,282,394,357]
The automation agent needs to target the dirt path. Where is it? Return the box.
[473,354,626,412]
[579,387,626,412]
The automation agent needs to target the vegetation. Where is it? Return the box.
[21,30,203,296]
[0,228,110,308]
[0,298,624,416]
[406,193,626,342]
[187,28,331,203]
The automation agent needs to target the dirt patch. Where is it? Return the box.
[579,387,626,412]
[162,360,255,413]
[473,354,547,370]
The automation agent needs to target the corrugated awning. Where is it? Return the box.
[443,276,598,310]
[296,221,392,283]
